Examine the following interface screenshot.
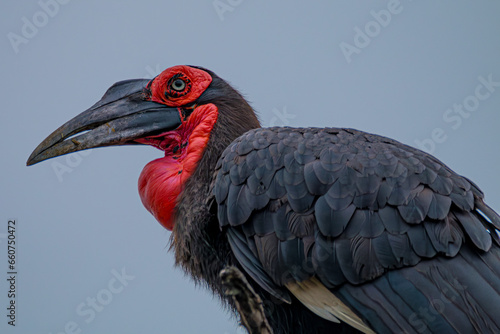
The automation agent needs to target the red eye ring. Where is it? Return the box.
[149,65,212,107]
[165,73,192,98]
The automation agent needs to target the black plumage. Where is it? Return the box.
[213,126,500,333]
[28,66,500,334]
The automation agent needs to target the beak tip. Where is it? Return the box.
[27,145,45,166]
[26,154,38,166]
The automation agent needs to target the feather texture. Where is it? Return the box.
[212,127,500,333]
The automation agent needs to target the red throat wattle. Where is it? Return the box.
[135,65,217,230]
[137,103,218,230]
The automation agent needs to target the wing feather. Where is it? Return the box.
[213,127,500,333]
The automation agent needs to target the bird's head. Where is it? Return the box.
[27,65,260,230]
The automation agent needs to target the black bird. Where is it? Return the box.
[28,65,500,333]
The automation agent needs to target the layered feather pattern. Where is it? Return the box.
[212,127,500,333]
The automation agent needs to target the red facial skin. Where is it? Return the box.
[149,65,212,107]
[136,66,218,230]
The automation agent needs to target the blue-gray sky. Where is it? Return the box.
[1,1,500,333]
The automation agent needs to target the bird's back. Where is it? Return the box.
[213,126,500,333]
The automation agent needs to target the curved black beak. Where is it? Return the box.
[27,79,182,166]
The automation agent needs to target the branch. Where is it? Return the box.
[220,266,273,334]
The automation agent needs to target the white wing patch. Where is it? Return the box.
[286,277,375,334]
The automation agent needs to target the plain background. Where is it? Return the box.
[1,1,500,333]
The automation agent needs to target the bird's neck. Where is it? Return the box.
[139,96,261,292]
[137,104,218,230]
[171,101,261,287]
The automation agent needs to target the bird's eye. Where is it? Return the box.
[171,79,186,91]
[164,73,192,99]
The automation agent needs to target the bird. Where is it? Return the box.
[27,65,500,333]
